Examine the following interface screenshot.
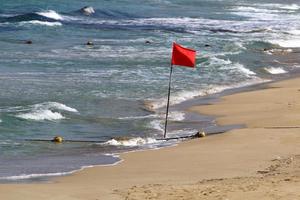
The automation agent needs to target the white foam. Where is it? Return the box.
[104,137,158,147]
[118,114,157,120]
[276,4,300,10]
[209,56,232,65]
[0,172,73,180]
[164,128,197,138]
[148,119,164,132]
[16,110,65,121]
[242,3,300,11]
[287,30,300,35]
[0,155,123,181]
[234,63,256,76]
[43,102,78,113]
[264,48,293,55]
[264,67,287,74]
[233,6,278,13]
[234,41,246,50]
[0,165,94,181]
[149,78,269,110]
[36,10,63,20]
[168,111,185,121]
[0,119,2,123]
[0,141,20,145]
[209,57,256,77]
[271,39,300,48]
[232,11,278,21]
[149,86,228,110]
[20,20,62,26]
[15,102,77,121]
[119,111,185,122]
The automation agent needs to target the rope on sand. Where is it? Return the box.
[24,130,227,144]
[264,126,300,129]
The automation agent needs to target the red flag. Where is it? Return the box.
[171,42,196,68]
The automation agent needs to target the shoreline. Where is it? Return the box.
[0,76,269,183]
[2,49,300,183]
[1,76,300,199]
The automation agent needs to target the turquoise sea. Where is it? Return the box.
[1,0,300,180]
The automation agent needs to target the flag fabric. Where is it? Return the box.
[171,42,196,68]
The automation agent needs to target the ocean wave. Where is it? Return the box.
[148,119,164,132]
[42,102,78,113]
[1,13,56,24]
[268,4,300,11]
[168,111,185,121]
[0,172,74,181]
[148,78,268,110]
[229,3,300,21]
[16,109,65,121]
[209,57,256,77]
[234,63,256,76]
[36,10,63,21]
[232,6,280,14]
[145,112,186,133]
[14,102,78,121]
[238,3,300,12]
[264,48,293,55]
[0,10,64,26]
[286,30,300,35]
[19,20,62,26]
[0,165,94,181]
[270,39,300,48]
[118,114,158,120]
[264,67,287,74]
[231,10,278,21]
[149,86,230,110]
[118,111,185,121]
[103,137,158,147]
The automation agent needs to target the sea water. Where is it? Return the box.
[0,0,300,181]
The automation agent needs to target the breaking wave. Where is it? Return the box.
[19,20,62,26]
[103,137,158,147]
[15,102,78,121]
[270,39,300,48]
[16,110,65,121]
[0,164,96,181]
[264,67,287,74]
[36,10,63,21]
[149,78,268,110]
[118,114,157,120]
[0,10,64,26]
[0,171,75,181]
[270,4,300,11]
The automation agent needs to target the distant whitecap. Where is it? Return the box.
[36,10,63,20]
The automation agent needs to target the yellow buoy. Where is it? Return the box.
[194,131,206,138]
[52,136,63,143]
[199,131,206,137]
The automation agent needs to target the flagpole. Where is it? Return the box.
[164,64,173,138]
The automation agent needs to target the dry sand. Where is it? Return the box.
[1,78,300,199]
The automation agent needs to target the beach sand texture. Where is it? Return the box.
[1,77,300,199]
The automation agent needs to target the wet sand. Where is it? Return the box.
[1,77,300,199]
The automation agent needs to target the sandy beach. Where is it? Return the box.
[1,77,300,199]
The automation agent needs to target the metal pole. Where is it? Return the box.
[164,64,173,138]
